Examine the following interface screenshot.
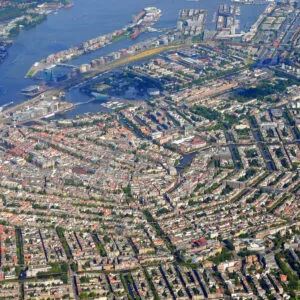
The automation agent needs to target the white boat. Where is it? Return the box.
[0,101,13,112]
[43,113,55,119]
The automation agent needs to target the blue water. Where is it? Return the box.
[0,0,266,107]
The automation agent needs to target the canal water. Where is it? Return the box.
[176,151,198,173]
[0,0,266,110]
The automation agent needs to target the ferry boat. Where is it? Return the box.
[91,92,108,101]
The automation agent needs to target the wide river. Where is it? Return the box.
[0,0,266,113]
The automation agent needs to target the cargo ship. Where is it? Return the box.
[131,29,141,40]
[64,3,74,8]
[134,9,146,23]
[132,7,162,29]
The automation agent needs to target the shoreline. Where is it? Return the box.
[25,7,162,79]
[0,42,181,125]
[0,2,74,67]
